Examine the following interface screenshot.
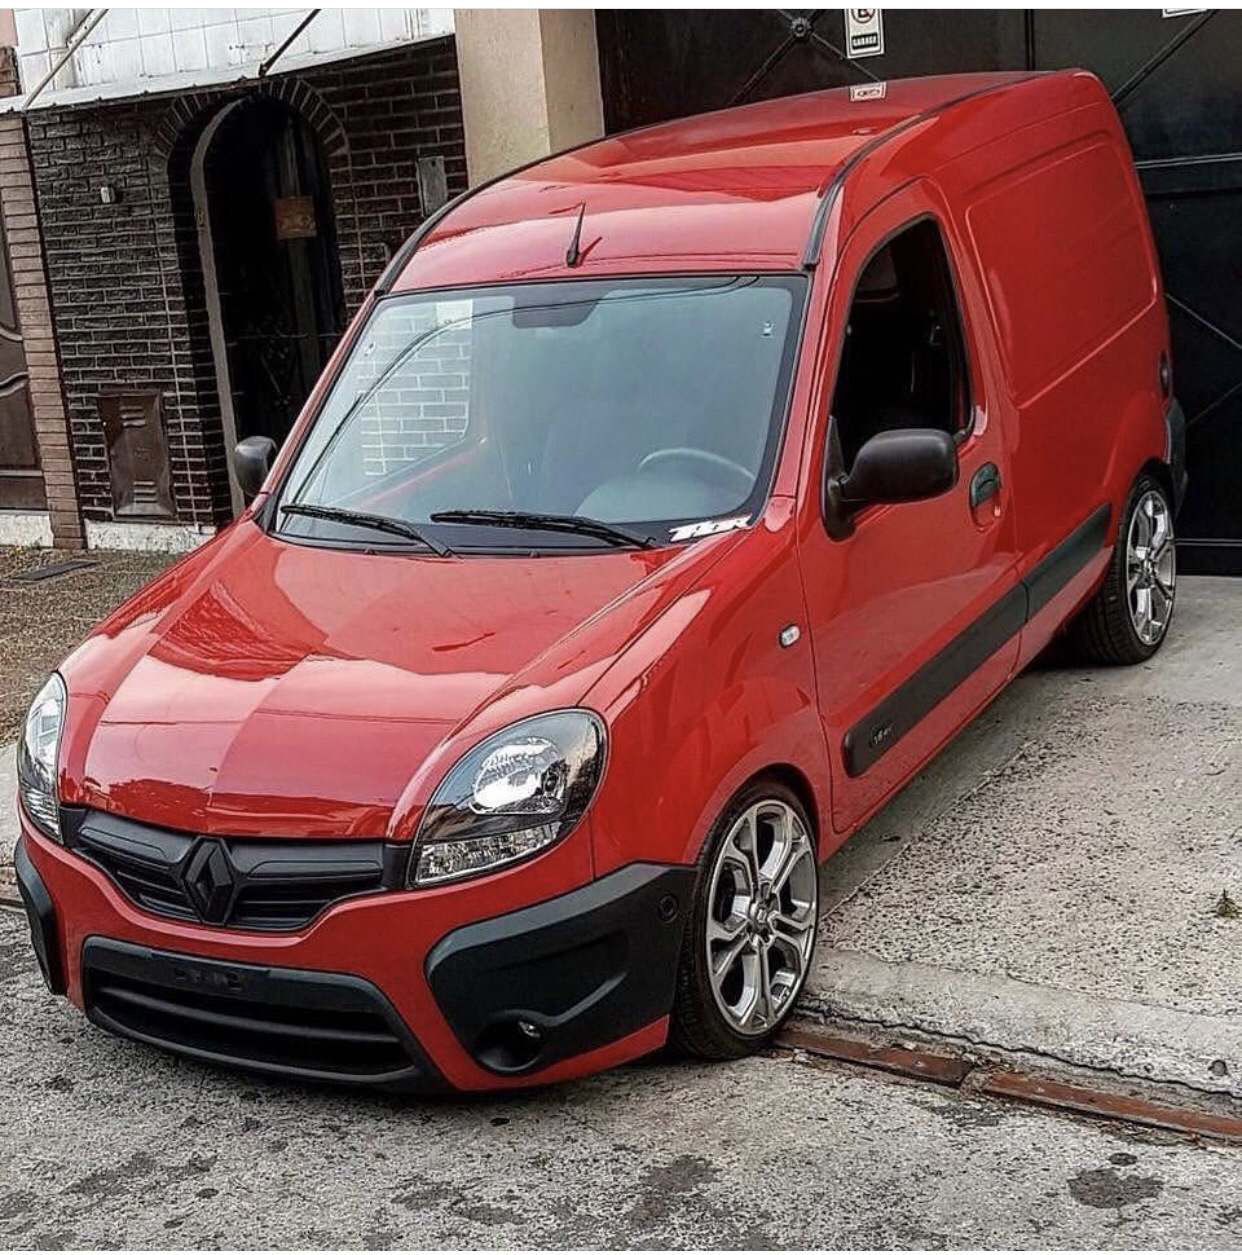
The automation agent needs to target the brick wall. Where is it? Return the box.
[357,297,472,479]
[0,47,83,546]
[25,35,466,528]
[311,39,467,312]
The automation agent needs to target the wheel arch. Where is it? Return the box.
[1139,456,1175,510]
[738,762,821,851]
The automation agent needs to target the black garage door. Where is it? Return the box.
[597,9,1242,574]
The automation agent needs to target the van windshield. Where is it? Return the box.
[275,275,805,551]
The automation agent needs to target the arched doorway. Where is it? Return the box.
[192,95,344,513]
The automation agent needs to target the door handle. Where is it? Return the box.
[969,462,1002,509]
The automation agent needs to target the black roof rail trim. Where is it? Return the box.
[377,75,1046,293]
[800,75,1043,271]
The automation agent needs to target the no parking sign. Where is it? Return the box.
[845,8,885,58]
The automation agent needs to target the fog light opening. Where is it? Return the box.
[475,1015,547,1072]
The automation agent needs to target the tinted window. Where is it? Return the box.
[831,219,971,470]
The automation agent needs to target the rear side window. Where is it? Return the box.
[831,218,971,471]
[965,139,1156,403]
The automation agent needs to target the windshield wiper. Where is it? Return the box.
[430,509,658,550]
[282,504,451,556]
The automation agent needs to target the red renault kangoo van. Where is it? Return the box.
[16,71,1183,1092]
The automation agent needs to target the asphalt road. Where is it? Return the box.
[3,913,1242,1249]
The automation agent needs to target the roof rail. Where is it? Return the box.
[799,75,1040,271]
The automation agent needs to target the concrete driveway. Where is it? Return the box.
[803,576,1242,1099]
[2,908,1242,1249]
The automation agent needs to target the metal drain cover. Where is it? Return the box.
[11,559,96,583]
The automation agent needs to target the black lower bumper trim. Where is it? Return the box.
[426,862,695,1076]
[81,938,445,1093]
[15,836,64,995]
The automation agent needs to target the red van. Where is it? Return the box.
[16,71,1184,1092]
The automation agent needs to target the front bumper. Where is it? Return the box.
[16,823,694,1093]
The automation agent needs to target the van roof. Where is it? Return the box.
[387,69,1100,292]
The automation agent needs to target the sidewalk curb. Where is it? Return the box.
[779,1021,1242,1145]
[800,946,1242,1101]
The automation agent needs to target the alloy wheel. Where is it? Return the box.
[704,799,818,1036]
[1126,489,1176,646]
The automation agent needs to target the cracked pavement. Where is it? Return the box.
[4,909,1242,1248]
[806,577,1242,1098]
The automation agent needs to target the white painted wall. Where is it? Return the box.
[0,510,52,548]
[13,8,453,100]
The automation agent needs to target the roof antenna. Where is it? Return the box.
[565,203,587,267]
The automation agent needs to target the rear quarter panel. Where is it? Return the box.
[942,82,1168,655]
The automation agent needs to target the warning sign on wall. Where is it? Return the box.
[845,9,884,59]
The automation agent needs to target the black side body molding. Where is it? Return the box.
[843,584,1026,778]
[1024,503,1111,620]
[844,502,1112,777]
[426,862,695,1076]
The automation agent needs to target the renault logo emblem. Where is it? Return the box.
[180,839,237,925]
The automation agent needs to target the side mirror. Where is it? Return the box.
[233,436,277,504]
[825,428,958,538]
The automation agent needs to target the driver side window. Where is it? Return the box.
[831,218,971,470]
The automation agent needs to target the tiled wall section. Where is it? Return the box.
[357,297,472,480]
[14,8,453,94]
[24,35,466,527]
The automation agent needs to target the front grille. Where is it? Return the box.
[82,938,437,1088]
[64,808,406,931]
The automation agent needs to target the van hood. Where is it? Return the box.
[60,522,724,839]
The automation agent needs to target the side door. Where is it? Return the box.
[799,184,1021,834]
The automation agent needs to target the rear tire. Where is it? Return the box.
[1068,473,1176,665]
[670,779,819,1060]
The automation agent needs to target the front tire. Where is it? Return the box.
[1068,473,1176,665]
[671,780,819,1060]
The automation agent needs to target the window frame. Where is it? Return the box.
[260,271,812,554]
[820,211,977,505]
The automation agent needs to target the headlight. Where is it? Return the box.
[410,710,605,887]
[17,673,66,841]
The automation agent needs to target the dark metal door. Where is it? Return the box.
[596,9,1242,572]
[99,391,175,519]
[1028,10,1242,573]
[0,211,45,511]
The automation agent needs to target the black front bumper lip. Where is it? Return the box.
[426,861,695,1076]
[14,835,65,995]
[20,841,694,1092]
[81,937,447,1093]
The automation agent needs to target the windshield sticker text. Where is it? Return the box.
[669,516,750,542]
